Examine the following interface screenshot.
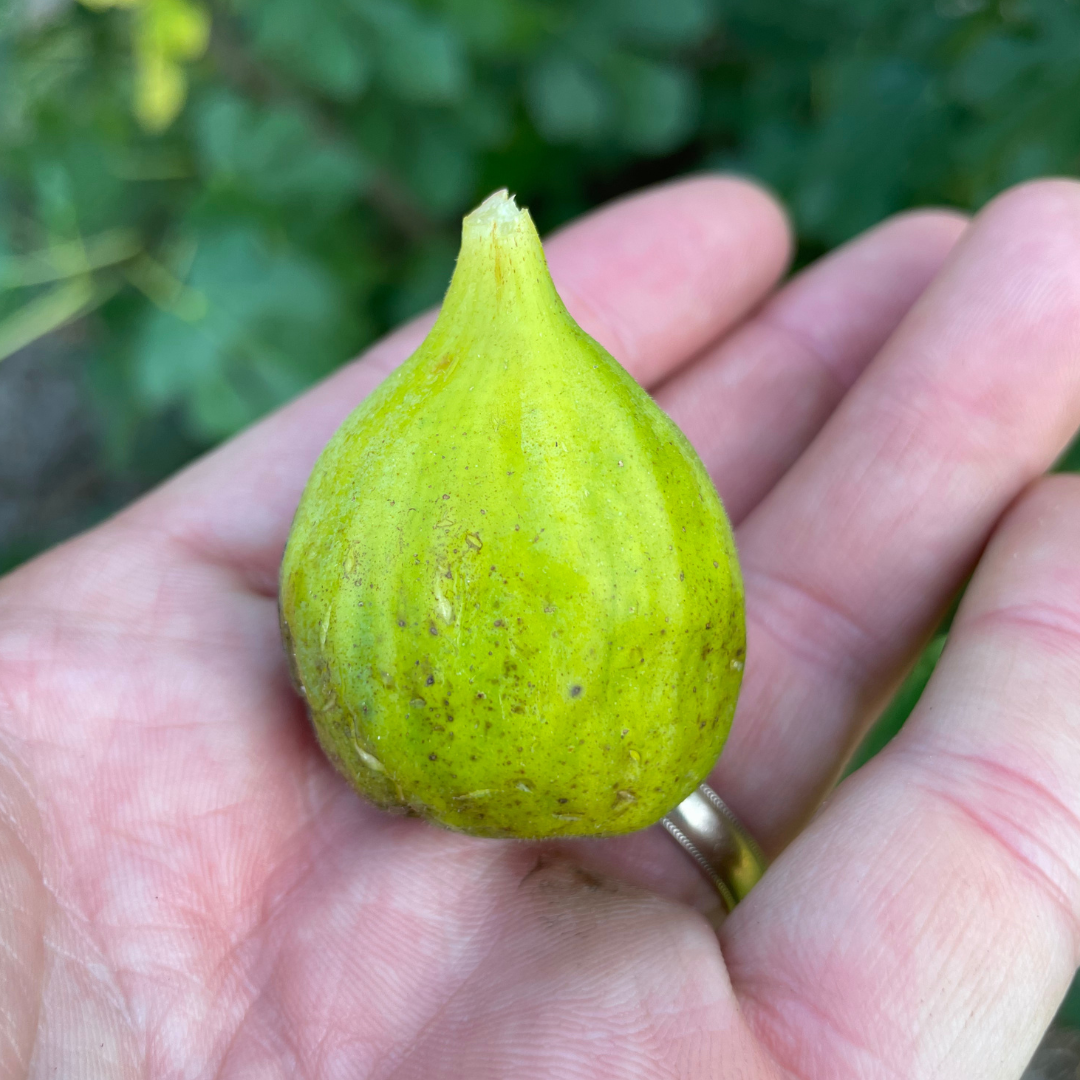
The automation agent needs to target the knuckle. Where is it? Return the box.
[905,740,1080,946]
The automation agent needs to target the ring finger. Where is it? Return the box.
[717,178,1080,856]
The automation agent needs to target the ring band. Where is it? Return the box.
[661,783,767,912]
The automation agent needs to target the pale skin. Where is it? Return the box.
[1,176,1080,1080]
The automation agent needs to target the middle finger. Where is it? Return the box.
[717,178,1080,855]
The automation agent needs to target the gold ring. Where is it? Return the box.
[661,783,767,912]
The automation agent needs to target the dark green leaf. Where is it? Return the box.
[525,52,612,145]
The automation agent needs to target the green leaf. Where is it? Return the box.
[600,0,716,48]
[951,34,1036,109]
[195,93,370,212]
[765,57,949,244]
[362,1,467,105]
[133,226,344,438]
[525,52,612,145]
[454,85,514,150]
[248,0,370,100]
[402,118,476,213]
[609,56,698,154]
[440,0,551,55]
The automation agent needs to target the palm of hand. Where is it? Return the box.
[3,177,1080,1080]
[3,483,732,1077]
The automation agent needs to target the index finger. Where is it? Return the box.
[141,176,791,590]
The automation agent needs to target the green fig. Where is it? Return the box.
[279,189,745,839]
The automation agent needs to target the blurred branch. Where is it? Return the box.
[124,250,207,319]
[0,229,141,287]
[0,275,118,362]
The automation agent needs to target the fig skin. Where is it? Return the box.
[279,190,745,839]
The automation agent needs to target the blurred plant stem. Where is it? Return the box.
[0,229,141,362]
[0,228,140,287]
[0,277,120,362]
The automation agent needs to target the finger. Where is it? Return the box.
[135,177,791,591]
[715,178,1080,852]
[544,177,793,389]
[723,474,1080,1080]
[656,208,968,523]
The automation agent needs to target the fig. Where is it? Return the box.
[279,189,745,839]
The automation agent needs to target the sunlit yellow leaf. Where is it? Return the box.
[130,0,209,131]
[79,0,210,132]
[133,49,187,133]
[140,0,210,61]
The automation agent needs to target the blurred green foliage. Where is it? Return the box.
[4,0,1080,461]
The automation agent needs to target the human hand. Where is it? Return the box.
[2,176,1079,1078]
